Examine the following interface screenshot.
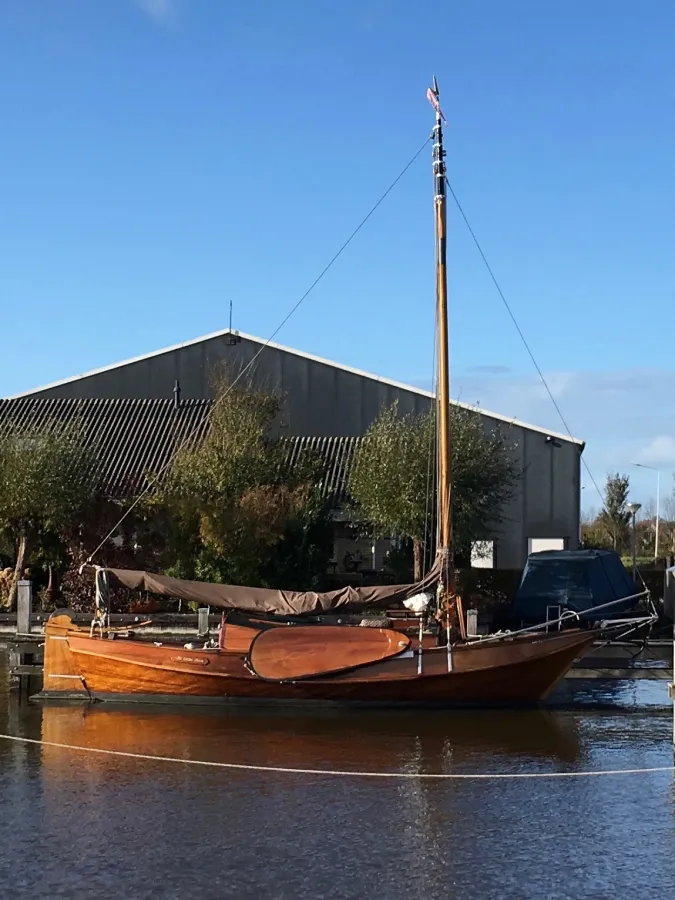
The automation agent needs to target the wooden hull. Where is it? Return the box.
[37,615,596,708]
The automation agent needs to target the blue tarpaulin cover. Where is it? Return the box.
[513,549,638,622]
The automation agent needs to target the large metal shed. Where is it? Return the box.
[5,328,584,569]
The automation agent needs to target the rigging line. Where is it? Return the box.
[444,177,605,507]
[84,136,432,566]
[0,733,672,779]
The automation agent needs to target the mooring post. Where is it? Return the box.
[466,608,478,638]
[17,580,32,636]
[665,558,675,621]
[666,562,675,751]
[10,581,33,695]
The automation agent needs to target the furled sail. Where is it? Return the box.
[100,558,441,617]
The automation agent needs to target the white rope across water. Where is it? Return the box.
[1,733,673,779]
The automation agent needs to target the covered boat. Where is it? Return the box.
[514,549,641,624]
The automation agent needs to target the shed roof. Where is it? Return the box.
[0,397,360,504]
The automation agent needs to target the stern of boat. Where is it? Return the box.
[32,611,90,701]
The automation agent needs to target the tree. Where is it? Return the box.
[661,480,675,555]
[347,403,518,580]
[597,473,631,553]
[0,424,96,609]
[156,374,332,588]
[638,499,658,559]
[580,518,612,551]
[664,482,675,524]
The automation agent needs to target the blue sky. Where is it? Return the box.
[1,0,673,512]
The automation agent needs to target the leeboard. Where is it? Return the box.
[248,625,411,681]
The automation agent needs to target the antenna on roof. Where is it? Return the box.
[227,299,241,346]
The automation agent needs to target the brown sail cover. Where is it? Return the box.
[101,558,441,617]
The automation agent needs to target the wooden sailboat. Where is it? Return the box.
[37,80,599,708]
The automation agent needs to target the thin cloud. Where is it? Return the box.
[635,436,675,467]
[132,0,176,25]
[450,366,675,509]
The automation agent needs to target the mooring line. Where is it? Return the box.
[0,733,672,779]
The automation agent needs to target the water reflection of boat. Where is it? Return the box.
[39,703,582,775]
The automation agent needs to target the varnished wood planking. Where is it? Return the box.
[220,622,260,652]
[41,614,90,696]
[56,624,595,705]
[248,625,410,681]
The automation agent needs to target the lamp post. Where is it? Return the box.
[631,463,660,560]
[626,502,642,580]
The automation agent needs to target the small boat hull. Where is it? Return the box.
[36,615,596,708]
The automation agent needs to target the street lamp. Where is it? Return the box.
[631,463,660,560]
[626,502,642,579]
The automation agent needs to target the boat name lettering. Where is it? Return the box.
[171,656,210,666]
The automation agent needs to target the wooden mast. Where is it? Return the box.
[429,77,459,626]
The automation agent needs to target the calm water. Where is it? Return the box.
[0,655,674,900]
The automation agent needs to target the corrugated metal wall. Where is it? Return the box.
[25,334,431,435]
[489,425,582,568]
